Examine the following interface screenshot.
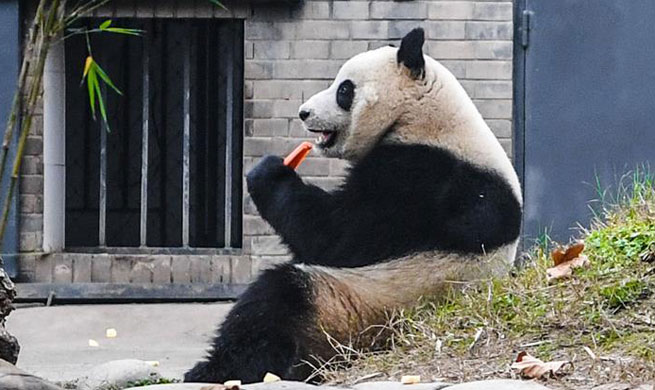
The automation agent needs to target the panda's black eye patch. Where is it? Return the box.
[336,80,355,111]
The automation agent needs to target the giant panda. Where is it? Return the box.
[185,28,522,383]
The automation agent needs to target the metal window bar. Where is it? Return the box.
[99,89,108,247]
[224,32,234,249]
[140,36,150,248]
[182,29,191,248]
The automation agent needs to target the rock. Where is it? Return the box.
[446,380,551,390]
[0,358,63,390]
[354,381,451,390]
[76,359,161,390]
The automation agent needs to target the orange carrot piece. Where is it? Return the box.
[283,141,313,170]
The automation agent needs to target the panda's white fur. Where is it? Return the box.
[185,28,522,384]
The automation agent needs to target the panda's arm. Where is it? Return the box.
[247,156,338,259]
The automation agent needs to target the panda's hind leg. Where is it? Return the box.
[184,263,316,383]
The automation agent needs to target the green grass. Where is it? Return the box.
[322,170,655,387]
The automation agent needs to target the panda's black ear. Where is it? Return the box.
[397,28,425,79]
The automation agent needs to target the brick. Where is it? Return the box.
[250,4,290,21]
[253,80,301,99]
[245,80,254,99]
[389,21,427,40]
[251,119,288,137]
[171,255,191,283]
[440,60,467,78]
[426,21,467,40]
[136,2,154,17]
[245,42,254,60]
[296,21,350,40]
[114,1,136,17]
[53,256,72,284]
[91,254,111,282]
[428,2,474,20]
[20,194,43,214]
[130,260,153,283]
[18,254,37,278]
[473,2,513,22]
[460,80,512,99]
[243,215,274,236]
[244,137,299,157]
[35,255,53,283]
[427,41,512,60]
[246,22,296,40]
[152,256,172,283]
[474,99,512,119]
[193,0,214,18]
[466,60,512,79]
[230,255,252,284]
[153,0,175,17]
[245,61,274,80]
[291,41,330,59]
[370,2,427,19]
[271,60,342,79]
[252,235,288,256]
[292,1,330,19]
[254,41,290,59]
[331,41,368,59]
[29,114,43,136]
[466,21,513,40]
[252,256,291,276]
[21,156,43,175]
[111,256,133,283]
[19,175,43,195]
[189,256,212,283]
[487,119,512,138]
[20,215,42,234]
[289,119,313,138]
[499,138,512,157]
[24,136,42,155]
[19,232,38,252]
[333,2,369,19]
[368,41,396,50]
[72,254,92,283]
[246,99,302,118]
[175,1,194,18]
[351,21,389,39]
[211,256,231,283]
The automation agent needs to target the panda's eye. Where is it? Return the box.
[336,80,355,111]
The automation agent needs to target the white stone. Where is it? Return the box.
[76,359,160,390]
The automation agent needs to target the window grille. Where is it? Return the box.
[64,19,244,251]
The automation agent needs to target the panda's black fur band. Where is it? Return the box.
[184,143,521,383]
[247,144,521,267]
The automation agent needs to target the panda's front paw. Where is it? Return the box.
[246,155,296,195]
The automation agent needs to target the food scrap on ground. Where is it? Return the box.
[511,351,572,379]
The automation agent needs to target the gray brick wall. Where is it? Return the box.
[17,0,514,286]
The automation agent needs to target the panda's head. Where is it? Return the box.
[299,28,429,160]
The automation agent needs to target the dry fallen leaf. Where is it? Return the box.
[511,351,572,378]
[201,386,225,390]
[401,375,421,384]
[547,241,589,281]
[263,372,281,383]
[105,328,117,338]
[88,339,99,347]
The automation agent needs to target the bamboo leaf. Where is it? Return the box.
[87,66,97,119]
[94,62,123,95]
[93,78,109,128]
[83,55,93,78]
[208,0,228,11]
[104,27,142,36]
[99,19,112,30]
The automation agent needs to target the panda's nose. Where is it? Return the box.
[298,110,310,121]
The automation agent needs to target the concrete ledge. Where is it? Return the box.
[15,283,247,303]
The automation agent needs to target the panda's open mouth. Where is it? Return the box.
[307,129,338,149]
